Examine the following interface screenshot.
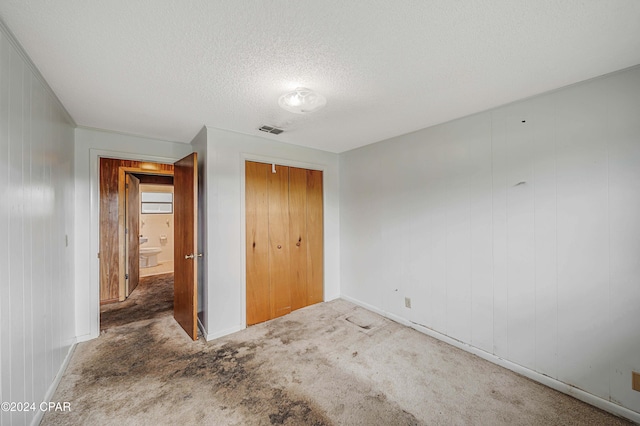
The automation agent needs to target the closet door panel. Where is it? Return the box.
[246,161,270,325]
[306,169,324,305]
[289,167,308,311]
[268,165,292,318]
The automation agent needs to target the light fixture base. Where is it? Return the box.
[278,87,326,114]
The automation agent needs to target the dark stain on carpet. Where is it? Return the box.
[66,308,332,425]
[44,298,627,426]
[100,273,174,331]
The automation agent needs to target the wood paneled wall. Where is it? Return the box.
[99,158,173,303]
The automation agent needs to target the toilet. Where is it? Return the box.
[140,247,162,268]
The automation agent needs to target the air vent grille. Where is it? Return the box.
[258,125,283,135]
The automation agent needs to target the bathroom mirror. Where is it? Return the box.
[141,192,173,214]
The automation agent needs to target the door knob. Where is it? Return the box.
[185,254,195,259]
[277,245,282,249]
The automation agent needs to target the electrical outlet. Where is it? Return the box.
[633,371,640,392]
[404,297,411,309]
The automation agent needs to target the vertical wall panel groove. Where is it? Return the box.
[0,31,10,424]
[9,45,26,425]
[0,24,76,425]
[23,61,33,406]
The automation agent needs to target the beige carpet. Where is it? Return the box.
[44,277,630,425]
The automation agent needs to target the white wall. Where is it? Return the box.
[190,126,208,328]
[0,24,76,426]
[202,127,340,340]
[74,127,192,341]
[340,66,640,419]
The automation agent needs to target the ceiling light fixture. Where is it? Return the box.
[278,87,327,114]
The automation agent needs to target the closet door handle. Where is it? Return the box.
[277,245,282,249]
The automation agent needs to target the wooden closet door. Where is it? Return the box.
[268,165,292,318]
[246,161,323,325]
[246,162,270,325]
[306,169,324,305]
[288,167,308,311]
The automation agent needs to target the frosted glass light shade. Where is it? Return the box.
[278,87,326,114]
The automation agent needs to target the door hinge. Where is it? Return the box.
[125,273,129,280]
[125,228,128,234]
[125,183,129,189]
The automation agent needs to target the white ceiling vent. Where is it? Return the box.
[258,125,284,135]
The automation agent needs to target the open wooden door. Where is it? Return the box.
[173,153,198,340]
[125,173,140,297]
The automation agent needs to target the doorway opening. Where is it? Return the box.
[98,158,174,329]
[98,154,200,340]
[137,180,175,279]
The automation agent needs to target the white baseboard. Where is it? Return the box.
[75,332,98,343]
[30,342,77,426]
[201,324,245,342]
[340,294,640,424]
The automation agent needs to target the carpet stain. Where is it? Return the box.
[491,388,525,406]
[266,389,322,425]
[68,279,333,425]
[42,285,632,426]
[100,273,174,331]
[173,343,256,386]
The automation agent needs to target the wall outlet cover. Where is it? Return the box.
[404,297,411,309]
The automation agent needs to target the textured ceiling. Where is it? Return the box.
[1,1,639,153]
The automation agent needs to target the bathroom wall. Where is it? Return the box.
[139,183,174,265]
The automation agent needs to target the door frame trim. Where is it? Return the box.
[118,167,174,300]
[240,153,326,330]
